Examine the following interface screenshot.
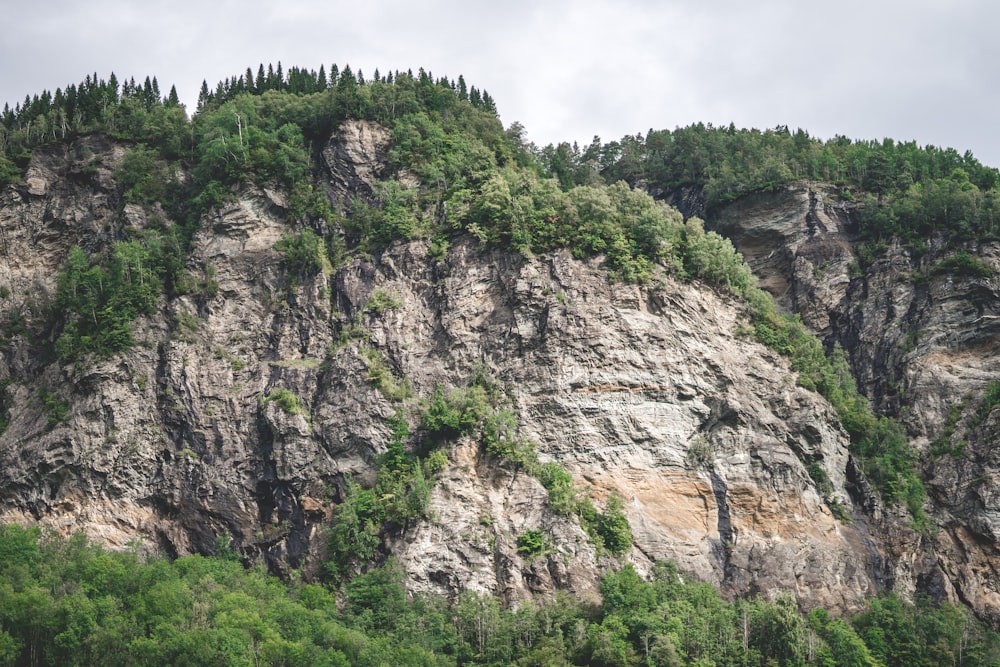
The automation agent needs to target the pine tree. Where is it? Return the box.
[339,65,356,89]
[197,80,210,112]
[108,73,120,102]
[256,64,266,93]
[481,90,497,114]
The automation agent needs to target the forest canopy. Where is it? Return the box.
[2,525,998,667]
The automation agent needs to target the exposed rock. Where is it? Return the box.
[322,119,393,206]
[0,131,887,616]
[706,180,1000,622]
[709,183,858,339]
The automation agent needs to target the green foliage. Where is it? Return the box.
[275,228,330,281]
[359,345,412,401]
[2,526,998,667]
[852,594,990,667]
[364,288,403,315]
[482,408,538,469]
[327,480,383,579]
[536,462,579,515]
[0,154,20,186]
[37,388,69,428]
[264,387,307,416]
[53,228,192,361]
[327,412,438,577]
[115,144,177,205]
[927,251,996,279]
[738,281,926,522]
[680,217,754,291]
[543,125,1000,264]
[422,384,492,442]
[534,462,633,555]
[516,529,547,558]
[971,380,1000,429]
[595,494,632,556]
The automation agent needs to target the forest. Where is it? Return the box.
[2,63,1000,664]
[2,524,999,667]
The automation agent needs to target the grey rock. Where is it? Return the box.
[0,130,886,615]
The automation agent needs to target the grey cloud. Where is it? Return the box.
[3,0,999,167]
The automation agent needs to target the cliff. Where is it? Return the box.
[708,182,1000,623]
[0,125,887,614]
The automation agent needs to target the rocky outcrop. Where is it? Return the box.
[0,126,886,614]
[706,181,1000,623]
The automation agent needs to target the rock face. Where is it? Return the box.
[0,126,886,614]
[706,181,1000,623]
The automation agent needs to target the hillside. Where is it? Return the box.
[2,65,1000,664]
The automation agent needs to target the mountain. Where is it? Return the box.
[2,65,1000,663]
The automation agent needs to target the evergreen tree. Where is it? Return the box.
[196,79,210,112]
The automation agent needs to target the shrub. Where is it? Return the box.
[38,388,69,428]
[360,346,412,401]
[365,288,403,315]
[516,529,547,558]
[421,384,493,442]
[264,387,306,416]
[274,228,330,280]
[596,493,632,556]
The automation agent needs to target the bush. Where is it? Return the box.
[360,346,412,401]
[596,494,633,556]
[264,387,306,416]
[38,388,69,429]
[421,384,493,442]
[365,288,403,315]
[929,251,995,279]
[516,529,547,558]
[274,228,330,280]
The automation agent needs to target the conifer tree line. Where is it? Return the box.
[0,62,497,184]
[195,62,496,115]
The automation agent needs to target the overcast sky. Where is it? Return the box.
[4,0,999,167]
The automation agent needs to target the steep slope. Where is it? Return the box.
[707,181,1000,623]
[0,126,884,613]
